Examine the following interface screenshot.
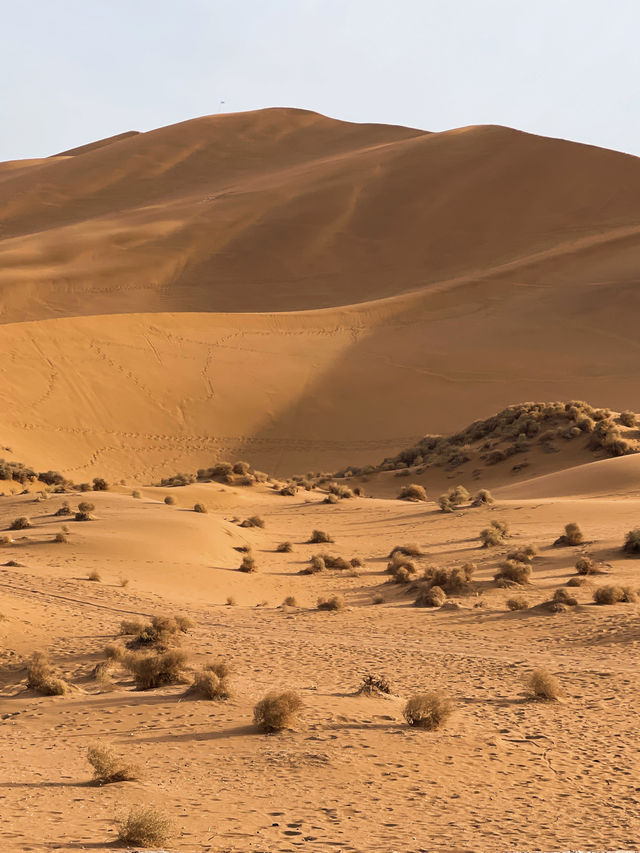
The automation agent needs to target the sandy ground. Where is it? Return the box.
[2,460,640,852]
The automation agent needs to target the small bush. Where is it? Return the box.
[9,516,32,530]
[372,594,385,605]
[131,490,141,499]
[506,545,538,563]
[87,570,101,582]
[193,503,207,513]
[593,585,638,605]
[552,588,578,607]
[323,493,339,504]
[276,541,293,553]
[471,489,495,506]
[54,503,72,516]
[317,595,345,611]
[620,410,637,427]
[26,651,68,696]
[93,478,109,491]
[279,484,297,496]
[78,501,95,513]
[239,553,257,573]
[123,649,188,689]
[119,576,129,587]
[622,528,640,555]
[283,595,297,607]
[309,529,334,544]
[403,692,453,729]
[575,556,599,575]
[164,495,175,505]
[525,668,563,701]
[186,668,230,700]
[301,554,325,574]
[54,532,68,543]
[494,560,531,586]
[506,596,529,611]
[117,806,173,847]
[554,522,584,547]
[566,576,587,587]
[414,585,447,607]
[398,484,428,502]
[480,520,509,547]
[388,543,424,558]
[119,618,146,636]
[87,743,140,784]
[253,690,303,732]
[104,644,124,661]
[359,674,391,695]
[226,596,236,606]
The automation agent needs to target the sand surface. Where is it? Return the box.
[2,109,640,852]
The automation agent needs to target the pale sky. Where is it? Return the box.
[2,0,640,161]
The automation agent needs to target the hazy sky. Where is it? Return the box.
[2,0,640,161]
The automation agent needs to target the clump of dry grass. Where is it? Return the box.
[372,593,385,605]
[424,563,476,595]
[566,576,587,587]
[388,543,424,558]
[575,556,600,575]
[26,651,69,696]
[240,515,265,528]
[75,500,95,521]
[439,485,470,511]
[104,643,125,661]
[186,665,231,701]
[9,516,32,530]
[164,495,175,505]
[553,522,584,546]
[122,648,188,690]
[386,552,419,584]
[398,484,428,502]
[119,614,192,648]
[552,588,578,607]
[525,668,564,700]
[403,692,453,729]
[620,410,637,427]
[471,489,495,506]
[239,553,257,573]
[193,502,207,513]
[301,554,326,574]
[131,490,141,499]
[226,596,236,606]
[593,585,638,605]
[480,520,509,547]
[317,594,345,611]
[494,560,531,586]
[54,502,73,516]
[276,541,293,553]
[622,528,640,555]
[323,492,339,504]
[506,596,529,611]
[358,674,392,695]
[253,691,303,732]
[309,529,334,544]
[117,806,173,847]
[506,545,538,563]
[283,595,297,607]
[414,585,446,607]
[54,531,68,543]
[87,743,140,784]
[87,570,102,582]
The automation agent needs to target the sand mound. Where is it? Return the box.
[496,454,640,500]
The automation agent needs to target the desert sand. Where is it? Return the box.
[1,110,640,852]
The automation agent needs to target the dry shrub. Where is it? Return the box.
[398,484,428,502]
[494,560,531,586]
[315,553,350,570]
[93,477,109,491]
[87,570,102,582]
[425,563,476,595]
[403,692,453,729]
[186,668,230,700]
[309,529,334,544]
[372,593,385,605]
[119,618,146,636]
[620,410,637,427]
[253,691,303,732]
[525,668,564,701]
[386,553,419,583]
[317,594,345,611]
[276,541,293,553]
[283,595,297,607]
[9,517,32,530]
[593,585,638,605]
[54,532,68,543]
[26,651,68,696]
[414,585,446,607]
[279,483,297,496]
[87,743,140,784]
[552,588,578,607]
[131,490,141,499]
[164,495,175,505]
[506,596,529,611]
[119,576,129,588]
[301,554,325,574]
[323,493,339,504]
[239,553,257,573]
[104,643,125,661]
[566,576,587,587]
[117,806,173,847]
[359,674,392,695]
[54,503,72,516]
[438,494,454,513]
[124,614,193,648]
[471,489,495,506]
[193,503,207,513]
[78,501,95,513]
[241,515,265,528]
[506,545,538,563]
[622,528,640,555]
[575,556,600,575]
[554,522,584,546]
[123,648,188,690]
[480,520,509,547]
[226,596,236,606]
[388,543,424,558]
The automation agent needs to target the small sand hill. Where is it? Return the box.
[2,109,640,478]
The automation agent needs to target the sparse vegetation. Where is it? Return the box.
[87,570,102,582]
[240,515,265,528]
[554,522,584,546]
[471,489,495,506]
[9,516,32,530]
[239,553,257,573]
[398,483,428,502]
[54,532,68,543]
[414,585,446,607]
[309,529,334,544]
[359,674,391,695]
[525,668,564,701]
[276,541,293,553]
[26,651,68,696]
[403,692,453,729]
[388,543,424,558]
[506,596,529,611]
[620,410,637,427]
[92,478,109,491]
[283,595,297,607]
[494,559,531,586]
[117,806,173,848]
[575,556,599,575]
[54,502,72,516]
[131,490,141,499]
[186,662,231,700]
[622,528,640,555]
[164,495,175,505]
[122,648,188,689]
[193,502,207,513]
[480,520,509,547]
[593,585,638,605]
[317,594,345,611]
[87,743,140,784]
[253,691,303,732]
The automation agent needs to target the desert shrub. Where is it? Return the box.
[54,503,72,516]
[506,545,538,563]
[388,543,424,558]
[620,410,637,427]
[328,483,354,499]
[593,585,638,605]
[403,692,453,729]
[506,596,529,611]
[87,743,140,784]
[75,510,94,521]
[552,588,578,607]
[25,651,68,695]
[239,553,257,573]
[131,490,141,499]
[566,576,587,587]
[226,596,236,606]
[283,595,297,607]
[119,576,129,587]
[386,553,418,583]
[359,674,391,695]
[276,541,293,553]
[87,570,102,582]
[316,553,350,570]
[525,668,563,701]
[54,532,68,543]
[309,529,334,544]
[575,556,598,575]
[554,522,584,546]
[186,667,230,700]
[92,478,109,491]
[323,493,339,504]
[424,563,476,595]
[117,806,173,847]
[301,554,326,575]
[233,460,250,475]
[471,489,495,506]
[123,649,188,689]
[240,515,265,528]
[9,516,32,530]
[622,528,640,555]
[164,495,175,505]
[78,501,95,513]
[253,690,303,733]
[414,585,446,607]
[317,594,345,611]
[449,485,470,505]
[119,618,146,636]
[494,560,531,586]
[279,484,297,496]
[104,643,125,661]
[160,472,195,487]
[372,594,385,605]
[398,484,428,502]
[123,615,191,648]
[193,503,207,513]
[438,494,454,513]
[480,520,509,547]
[350,556,364,568]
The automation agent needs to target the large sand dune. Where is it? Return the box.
[2,108,640,478]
